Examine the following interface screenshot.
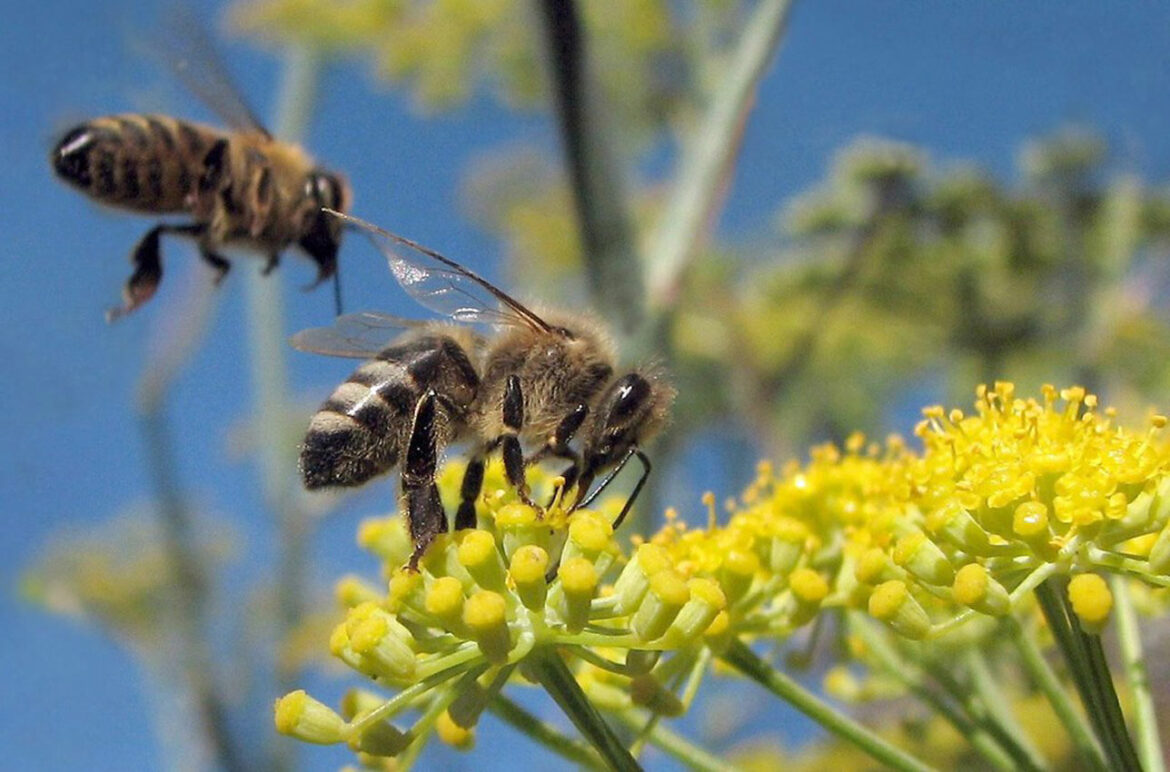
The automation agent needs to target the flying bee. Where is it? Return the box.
[50,20,349,321]
[293,212,675,569]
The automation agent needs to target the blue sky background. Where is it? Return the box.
[3,1,1170,769]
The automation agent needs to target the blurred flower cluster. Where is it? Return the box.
[276,383,1170,769]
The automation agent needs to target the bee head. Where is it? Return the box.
[298,169,351,279]
[580,371,674,477]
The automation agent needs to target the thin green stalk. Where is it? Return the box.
[962,649,1047,771]
[488,695,606,770]
[1005,617,1108,771]
[249,43,321,771]
[613,710,741,772]
[646,0,796,312]
[850,618,1017,771]
[527,649,642,771]
[721,638,934,772]
[1111,576,1165,772]
[139,411,247,772]
[1034,578,1141,772]
[537,0,642,332]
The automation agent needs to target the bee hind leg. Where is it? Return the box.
[107,223,204,322]
[402,389,449,570]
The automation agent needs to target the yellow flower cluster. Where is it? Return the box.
[276,384,1170,760]
[275,464,728,759]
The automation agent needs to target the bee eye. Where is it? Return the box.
[610,375,650,419]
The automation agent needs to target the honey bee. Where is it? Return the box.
[293,213,675,568]
[50,23,349,320]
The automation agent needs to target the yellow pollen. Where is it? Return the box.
[789,568,829,603]
[560,557,600,597]
[1013,501,1049,537]
[457,530,497,569]
[464,590,507,631]
[426,577,465,618]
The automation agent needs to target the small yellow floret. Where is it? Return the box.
[274,690,346,744]
[457,530,497,568]
[1013,501,1049,537]
[436,710,475,751]
[868,580,930,639]
[1068,574,1113,633]
[789,568,829,604]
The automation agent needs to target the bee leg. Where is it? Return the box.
[198,139,229,194]
[107,223,204,322]
[500,375,537,510]
[579,449,651,531]
[200,249,231,285]
[454,453,485,531]
[527,405,588,508]
[261,253,280,276]
[402,389,449,570]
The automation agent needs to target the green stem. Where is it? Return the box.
[489,695,606,770]
[1111,576,1165,772]
[645,0,796,312]
[961,650,1047,771]
[613,709,740,772]
[721,638,934,772]
[1034,577,1141,772]
[250,43,321,771]
[138,411,246,772]
[537,0,643,332]
[1005,617,1108,771]
[850,618,1016,771]
[528,649,642,771]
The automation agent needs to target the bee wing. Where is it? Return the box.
[290,312,424,358]
[160,9,272,139]
[328,211,553,332]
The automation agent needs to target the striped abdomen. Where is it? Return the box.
[300,335,481,489]
[51,114,217,213]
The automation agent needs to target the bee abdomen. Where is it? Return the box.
[51,115,209,213]
[300,365,419,489]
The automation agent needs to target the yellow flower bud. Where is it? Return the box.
[436,710,475,751]
[893,532,954,587]
[274,690,346,745]
[629,675,684,717]
[1068,574,1113,634]
[509,544,550,610]
[426,576,467,633]
[868,580,931,640]
[952,563,1010,617]
[464,590,513,663]
[457,529,506,591]
[719,549,758,607]
[633,569,690,641]
[559,557,599,633]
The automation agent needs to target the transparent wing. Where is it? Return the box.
[327,210,553,332]
[159,8,272,138]
[289,312,424,359]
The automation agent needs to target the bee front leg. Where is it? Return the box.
[107,223,205,322]
[199,249,231,285]
[261,253,281,276]
[500,375,538,510]
[526,404,588,508]
[402,389,449,571]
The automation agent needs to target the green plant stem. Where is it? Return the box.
[961,650,1047,771]
[922,657,1042,771]
[1111,576,1165,772]
[850,618,1017,771]
[1034,577,1141,772]
[249,43,320,771]
[489,695,606,770]
[537,0,642,332]
[527,649,642,771]
[612,710,741,772]
[645,0,796,313]
[1005,617,1108,771]
[720,638,934,772]
[139,411,246,772]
